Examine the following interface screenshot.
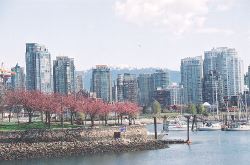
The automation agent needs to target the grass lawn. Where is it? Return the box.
[0,121,81,131]
[139,112,180,119]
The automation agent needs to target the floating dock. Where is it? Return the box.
[159,139,187,144]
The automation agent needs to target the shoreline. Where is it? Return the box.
[0,140,168,161]
[0,125,170,161]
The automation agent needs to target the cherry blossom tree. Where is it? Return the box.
[113,102,140,125]
[4,90,22,122]
[63,94,78,125]
[4,89,141,127]
[99,102,112,126]
[76,96,88,125]
[45,94,61,128]
[85,99,103,126]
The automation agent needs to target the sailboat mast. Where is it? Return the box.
[245,90,248,121]
[239,96,241,121]
[215,82,219,116]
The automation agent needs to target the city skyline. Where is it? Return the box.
[1,0,250,71]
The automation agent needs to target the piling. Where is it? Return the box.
[154,117,157,140]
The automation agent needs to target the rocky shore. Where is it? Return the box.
[0,140,168,160]
[0,125,169,160]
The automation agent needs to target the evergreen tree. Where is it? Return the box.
[152,100,161,114]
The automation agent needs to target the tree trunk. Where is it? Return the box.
[48,112,51,128]
[70,111,74,125]
[28,111,32,123]
[121,115,123,125]
[45,112,48,123]
[61,113,64,128]
[115,112,117,125]
[8,111,11,122]
[102,117,104,125]
[105,115,107,126]
[91,116,94,126]
[17,111,20,125]
[40,112,43,123]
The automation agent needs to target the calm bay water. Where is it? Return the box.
[2,124,250,165]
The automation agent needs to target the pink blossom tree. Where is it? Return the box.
[85,99,103,126]
[114,102,140,125]
[99,102,112,126]
[63,94,78,125]
[4,90,23,122]
[76,96,88,125]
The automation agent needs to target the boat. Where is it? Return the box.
[198,122,221,131]
[165,119,190,131]
[223,122,250,131]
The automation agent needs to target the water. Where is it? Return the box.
[2,124,250,165]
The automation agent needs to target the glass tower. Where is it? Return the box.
[181,56,203,104]
[53,56,75,95]
[203,47,244,105]
[91,65,112,102]
[25,43,52,93]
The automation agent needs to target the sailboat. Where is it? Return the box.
[224,93,250,131]
[198,80,221,131]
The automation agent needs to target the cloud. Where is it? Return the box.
[197,27,234,35]
[215,0,235,11]
[114,0,235,35]
[247,31,250,41]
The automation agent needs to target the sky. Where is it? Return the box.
[1,0,250,71]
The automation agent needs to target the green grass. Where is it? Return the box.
[0,121,81,131]
[139,112,180,119]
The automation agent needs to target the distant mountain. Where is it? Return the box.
[77,67,181,91]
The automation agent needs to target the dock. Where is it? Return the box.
[159,139,187,144]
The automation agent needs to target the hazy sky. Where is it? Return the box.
[1,0,250,71]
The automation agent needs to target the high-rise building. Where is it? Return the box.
[76,74,84,93]
[117,74,124,102]
[115,73,138,103]
[166,83,183,106]
[25,43,52,93]
[122,73,138,103]
[181,56,203,104]
[53,56,75,95]
[244,73,248,88]
[153,89,168,107]
[203,47,244,105]
[151,69,169,91]
[202,70,223,106]
[138,74,152,106]
[91,65,112,102]
[112,81,118,102]
[11,64,25,90]
[248,65,250,90]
